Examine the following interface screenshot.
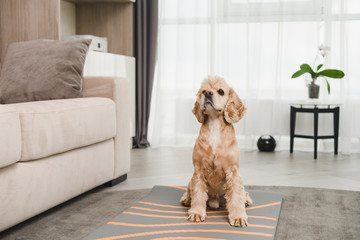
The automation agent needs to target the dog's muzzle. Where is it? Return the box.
[204,95,214,107]
[203,91,214,106]
[202,91,221,112]
[205,95,212,103]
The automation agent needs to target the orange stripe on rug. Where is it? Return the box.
[138,200,280,212]
[131,206,187,214]
[131,206,228,214]
[123,212,276,221]
[96,229,273,240]
[167,186,187,191]
[152,237,225,240]
[246,202,281,210]
[206,210,228,213]
[247,215,277,221]
[123,212,187,219]
[107,222,275,229]
[138,201,190,209]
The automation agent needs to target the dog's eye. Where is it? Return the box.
[217,89,224,96]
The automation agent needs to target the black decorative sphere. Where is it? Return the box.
[257,135,276,152]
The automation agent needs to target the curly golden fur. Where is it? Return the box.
[180,76,252,227]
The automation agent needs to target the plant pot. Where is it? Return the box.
[308,84,320,99]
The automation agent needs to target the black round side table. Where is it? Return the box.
[289,102,341,159]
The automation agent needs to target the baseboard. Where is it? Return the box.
[106,174,127,187]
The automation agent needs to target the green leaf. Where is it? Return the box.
[317,64,323,71]
[300,64,315,74]
[291,69,307,78]
[325,78,331,95]
[318,69,345,79]
[300,64,315,78]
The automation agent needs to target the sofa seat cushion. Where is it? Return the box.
[0,105,21,168]
[9,97,116,161]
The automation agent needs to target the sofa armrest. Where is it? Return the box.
[82,76,130,178]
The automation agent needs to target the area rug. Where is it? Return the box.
[83,185,283,240]
[1,185,359,240]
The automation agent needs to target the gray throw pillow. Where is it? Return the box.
[0,39,91,104]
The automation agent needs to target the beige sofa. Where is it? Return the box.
[0,76,130,232]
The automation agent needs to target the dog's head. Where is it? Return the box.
[192,76,246,124]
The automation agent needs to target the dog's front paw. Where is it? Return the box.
[229,214,248,227]
[187,213,206,222]
[187,208,206,222]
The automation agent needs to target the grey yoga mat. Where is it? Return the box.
[83,185,283,240]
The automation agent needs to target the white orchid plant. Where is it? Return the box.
[291,44,345,94]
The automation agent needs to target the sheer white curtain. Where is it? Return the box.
[149,0,360,153]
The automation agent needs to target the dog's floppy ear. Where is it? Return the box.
[192,91,204,123]
[224,88,246,124]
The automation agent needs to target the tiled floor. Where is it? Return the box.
[108,148,360,192]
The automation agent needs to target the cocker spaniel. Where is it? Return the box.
[180,75,252,227]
